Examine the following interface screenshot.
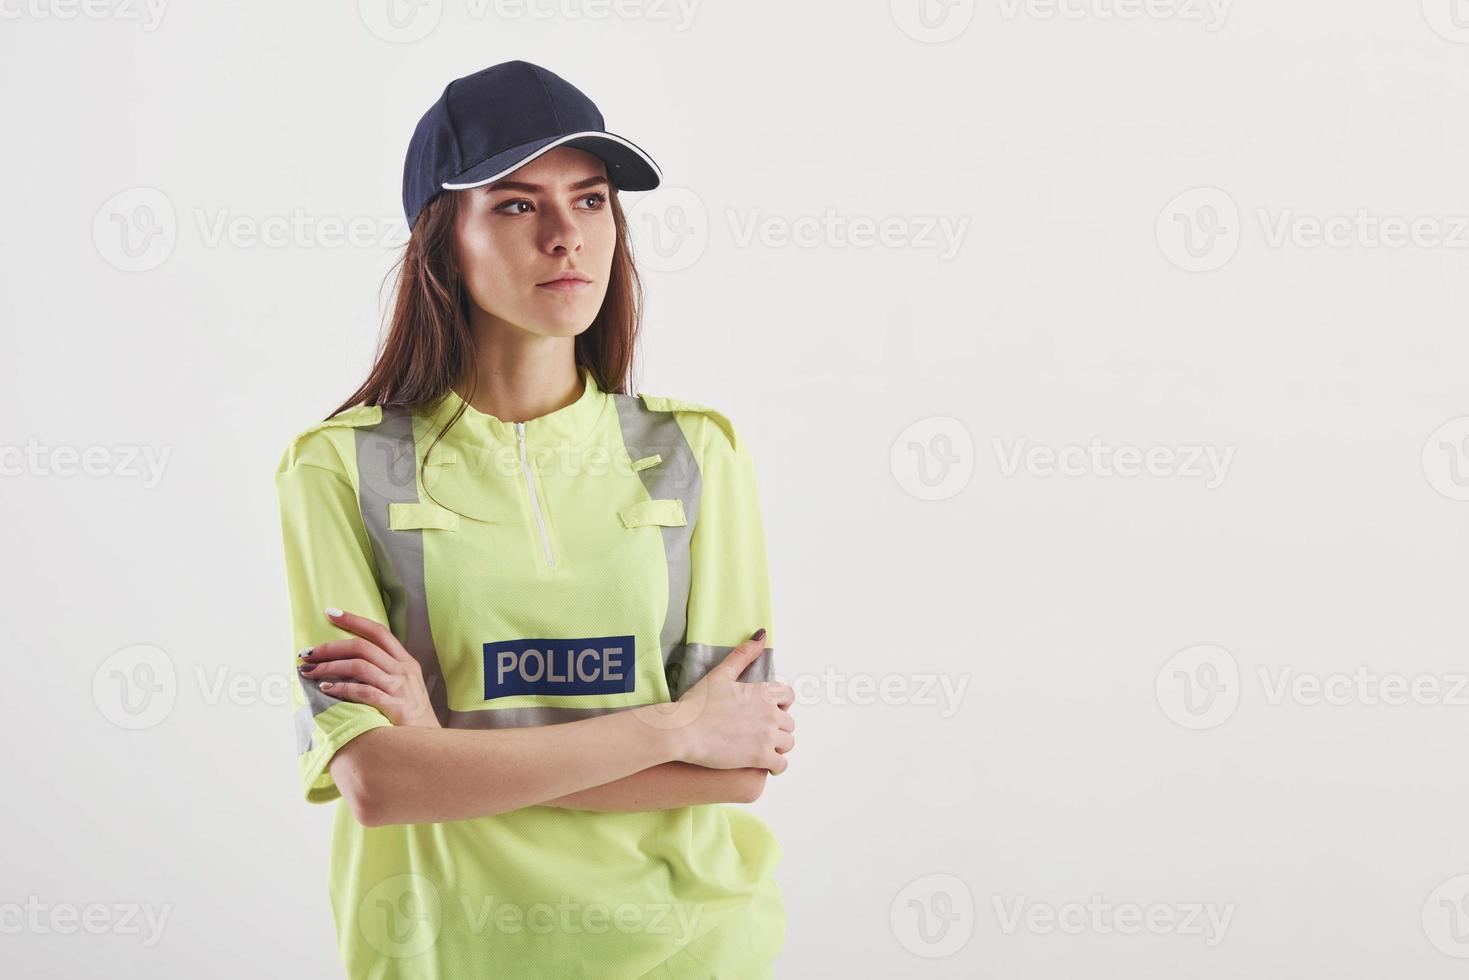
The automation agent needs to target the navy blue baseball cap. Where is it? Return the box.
[402,60,662,231]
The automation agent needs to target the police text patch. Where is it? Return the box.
[482,635,637,700]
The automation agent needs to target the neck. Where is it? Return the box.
[454,322,582,423]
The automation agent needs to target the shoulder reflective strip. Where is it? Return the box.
[352,407,453,727]
[613,394,701,697]
[664,643,775,701]
[637,393,739,451]
[630,453,662,471]
[617,497,687,528]
[389,501,460,531]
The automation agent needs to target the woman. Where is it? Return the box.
[274,61,796,978]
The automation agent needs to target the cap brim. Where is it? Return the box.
[441,131,661,193]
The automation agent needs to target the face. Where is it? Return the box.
[452,146,616,339]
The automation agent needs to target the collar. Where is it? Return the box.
[425,364,610,449]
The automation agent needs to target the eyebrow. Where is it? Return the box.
[482,175,609,194]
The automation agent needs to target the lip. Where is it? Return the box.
[536,278,593,291]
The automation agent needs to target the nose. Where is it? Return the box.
[538,202,584,255]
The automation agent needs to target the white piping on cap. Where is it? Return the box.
[440,130,662,190]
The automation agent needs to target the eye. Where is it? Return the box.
[491,192,607,215]
[494,198,534,215]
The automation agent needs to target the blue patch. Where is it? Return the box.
[483,635,637,700]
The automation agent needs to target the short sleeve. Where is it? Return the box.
[675,415,775,695]
[275,434,395,804]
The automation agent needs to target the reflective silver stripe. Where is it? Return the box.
[294,704,317,754]
[664,642,775,701]
[612,394,701,695]
[445,704,635,728]
[354,407,453,726]
[297,617,380,754]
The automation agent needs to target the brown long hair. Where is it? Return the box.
[326,185,646,494]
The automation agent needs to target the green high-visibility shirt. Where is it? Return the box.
[274,365,783,978]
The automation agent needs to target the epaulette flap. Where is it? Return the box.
[636,393,738,451]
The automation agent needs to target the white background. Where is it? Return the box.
[5,1,1469,977]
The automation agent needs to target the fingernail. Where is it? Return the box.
[297,663,315,674]
[325,607,343,618]
[752,628,766,642]
[297,647,313,660]
[320,681,334,689]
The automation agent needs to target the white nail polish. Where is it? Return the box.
[325,607,343,617]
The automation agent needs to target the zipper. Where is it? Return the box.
[515,421,556,568]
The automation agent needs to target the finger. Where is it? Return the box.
[716,629,768,680]
[316,679,390,711]
[773,731,794,754]
[776,709,795,734]
[765,752,788,775]
[303,637,401,676]
[300,656,394,692]
[325,607,413,663]
[761,681,795,709]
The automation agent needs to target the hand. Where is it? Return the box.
[297,607,441,728]
[661,629,795,774]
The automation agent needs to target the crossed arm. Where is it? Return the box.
[543,760,768,811]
